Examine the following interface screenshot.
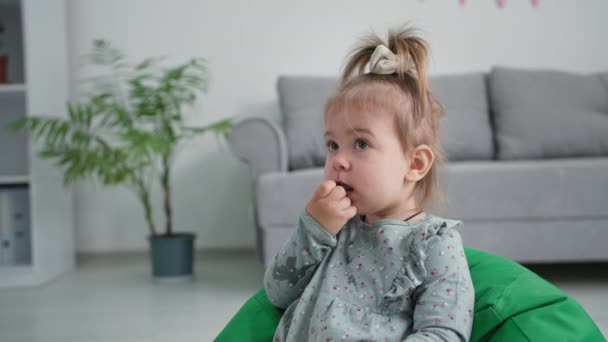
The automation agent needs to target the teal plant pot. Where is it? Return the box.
[149,233,196,278]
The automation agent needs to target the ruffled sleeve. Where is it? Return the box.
[404,220,475,342]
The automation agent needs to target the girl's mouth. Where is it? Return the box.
[336,181,354,192]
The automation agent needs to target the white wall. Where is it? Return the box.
[67,0,608,252]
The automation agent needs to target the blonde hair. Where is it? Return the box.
[324,25,444,209]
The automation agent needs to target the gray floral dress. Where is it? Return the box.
[264,212,474,341]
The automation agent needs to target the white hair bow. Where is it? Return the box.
[369,45,397,75]
[369,45,416,76]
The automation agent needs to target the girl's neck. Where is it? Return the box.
[363,210,426,225]
[363,196,425,225]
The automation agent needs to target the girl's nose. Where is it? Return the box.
[332,153,351,171]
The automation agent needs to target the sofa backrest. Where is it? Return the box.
[489,67,608,160]
[277,76,338,170]
[277,72,493,170]
[430,73,494,161]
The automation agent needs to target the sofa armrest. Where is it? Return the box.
[228,117,288,181]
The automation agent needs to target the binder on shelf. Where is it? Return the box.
[0,185,31,266]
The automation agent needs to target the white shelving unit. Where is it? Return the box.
[0,0,74,288]
[0,83,26,93]
[0,175,29,184]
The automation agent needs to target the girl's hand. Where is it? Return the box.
[305,180,357,236]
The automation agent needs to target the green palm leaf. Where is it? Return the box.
[10,39,234,236]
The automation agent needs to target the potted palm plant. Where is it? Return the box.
[12,40,232,278]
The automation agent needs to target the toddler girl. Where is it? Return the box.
[264,26,475,341]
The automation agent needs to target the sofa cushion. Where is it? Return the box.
[438,158,608,221]
[256,168,323,228]
[430,72,493,160]
[256,158,608,229]
[489,67,608,160]
[277,76,338,170]
[278,73,493,170]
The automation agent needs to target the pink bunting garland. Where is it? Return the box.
[455,0,540,8]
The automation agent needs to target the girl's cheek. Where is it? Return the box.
[323,161,334,178]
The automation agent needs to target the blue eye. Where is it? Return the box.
[327,141,339,151]
[354,139,368,150]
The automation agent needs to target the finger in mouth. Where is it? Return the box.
[336,182,354,192]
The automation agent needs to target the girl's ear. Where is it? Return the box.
[405,144,434,182]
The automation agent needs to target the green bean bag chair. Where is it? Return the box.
[215,248,605,341]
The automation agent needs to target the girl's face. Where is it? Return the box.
[324,107,417,220]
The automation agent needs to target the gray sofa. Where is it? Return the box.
[229,66,608,266]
